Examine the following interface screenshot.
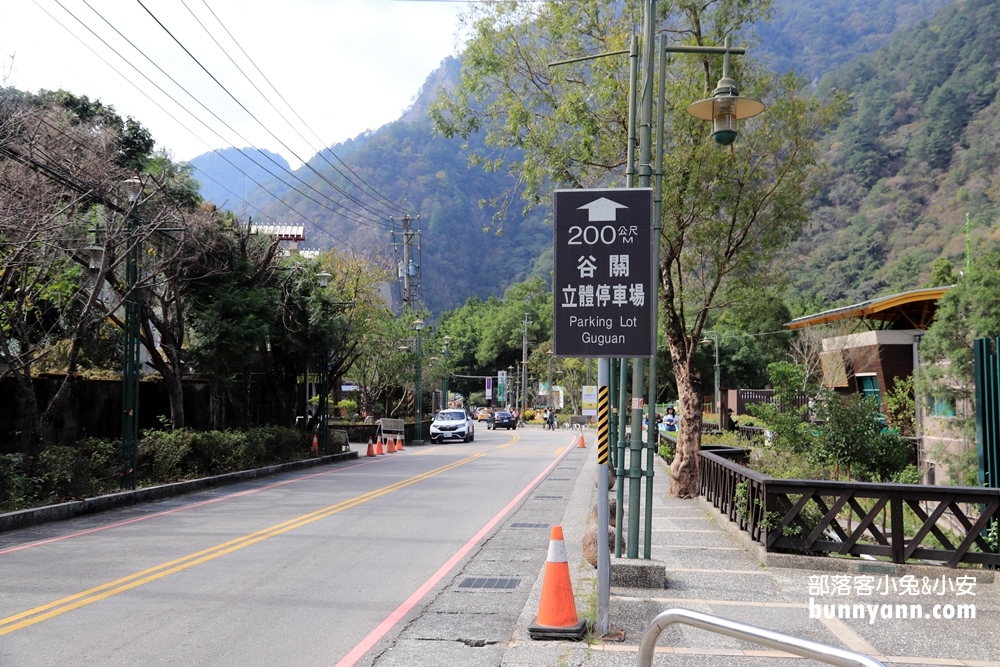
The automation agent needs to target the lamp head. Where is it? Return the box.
[412,318,425,331]
[123,177,143,203]
[317,271,332,287]
[84,244,104,272]
[686,75,764,146]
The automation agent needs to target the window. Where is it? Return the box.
[858,375,881,402]
[929,396,956,418]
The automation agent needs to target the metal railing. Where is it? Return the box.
[637,608,885,667]
[700,448,1000,567]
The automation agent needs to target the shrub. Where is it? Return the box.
[1,427,313,512]
[0,454,43,512]
[138,427,311,480]
[658,440,675,461]
[38,440,119,501]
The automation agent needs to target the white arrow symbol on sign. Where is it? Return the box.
[578,197,627,222]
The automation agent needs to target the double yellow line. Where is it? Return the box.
[0,450,489,636]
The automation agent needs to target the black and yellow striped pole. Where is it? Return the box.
[598,386,610,465]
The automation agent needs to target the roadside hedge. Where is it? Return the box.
[0,427,311,513]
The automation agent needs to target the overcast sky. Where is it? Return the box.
[1,1,467,168]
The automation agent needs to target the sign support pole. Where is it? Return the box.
[615,358,628,556]
[626,0,657,559]
[644,31,668,559]
[596,360,611,636]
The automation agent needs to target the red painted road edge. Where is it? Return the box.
[334,437,581,667]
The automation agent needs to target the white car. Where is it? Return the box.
[430,409,474,443]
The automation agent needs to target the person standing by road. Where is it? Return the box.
[725,408,739,432]
[663,407,677,432]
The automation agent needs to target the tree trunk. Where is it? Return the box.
[164,371,185,430]
[14,369,42,455]
[668,366,704,498]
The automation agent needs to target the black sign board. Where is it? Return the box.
[553,188,654,358]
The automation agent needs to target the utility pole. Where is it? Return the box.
[522,313,530,419]
[398,214,420,309]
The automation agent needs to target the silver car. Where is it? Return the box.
[429,409,475,443]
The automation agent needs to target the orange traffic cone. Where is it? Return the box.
[387,434,396,453]
[395,434,404,451]
[366,438,375,457]
[577,433,586,448]
[311,434,320,457]
[528,526,586,640]
[375,436,384,456]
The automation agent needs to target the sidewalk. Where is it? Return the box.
[501,441,1000,667]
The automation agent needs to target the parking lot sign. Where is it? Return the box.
[553,189,654,358]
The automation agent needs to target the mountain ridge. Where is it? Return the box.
[189,0,969,315]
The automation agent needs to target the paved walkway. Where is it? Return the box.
[501,437,1000,667]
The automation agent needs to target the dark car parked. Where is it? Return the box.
[489,410,517,430]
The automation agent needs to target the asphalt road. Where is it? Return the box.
[0,426,583,666]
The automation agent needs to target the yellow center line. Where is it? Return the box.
[499,433,521,449]
[1,448,499,636]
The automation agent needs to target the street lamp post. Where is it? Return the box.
[521,314,529,419]
[701,331,721,418]
[413,318,425,444]
[441,335,451,409]
[546,3,765,629]
[121,177,142,490]
[546,349,553,409]
[507,365,514,409]
[316,272,333,456]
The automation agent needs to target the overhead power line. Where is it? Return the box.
[33,0,359,250]
[135,0,401,224]
[192,0,410,216]
[76,0,388,231]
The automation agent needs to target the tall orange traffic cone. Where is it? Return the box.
[375,436,384,456]
[528,526,587,640]
[577,432,586,448]
[311,434,320,457]
[387,434,396,453]
[395,434,404,451]
[366,438,375,457]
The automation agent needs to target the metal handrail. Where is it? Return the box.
[637,608,886,667]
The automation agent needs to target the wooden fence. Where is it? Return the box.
[700,448,1000,568]
[725,389,810,416]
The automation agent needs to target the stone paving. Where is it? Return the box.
[500,438,1000,667]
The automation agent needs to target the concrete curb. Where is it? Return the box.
[0,450,359,534]
[695,494,996,583]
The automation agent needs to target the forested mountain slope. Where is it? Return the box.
[787,0,1000,311]
[189,0,962,315]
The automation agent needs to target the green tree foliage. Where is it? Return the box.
[928,256,958,287]
[747,362,816,452]
[919,252,1000,442]
[350,311,419,419]
[434,277,552,394]
[713,291,793,390]
[0,88,161,451]
[789,0,1000,306]
[884,375,915,436]
[432,0,838,497]
[750,363,912,482]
